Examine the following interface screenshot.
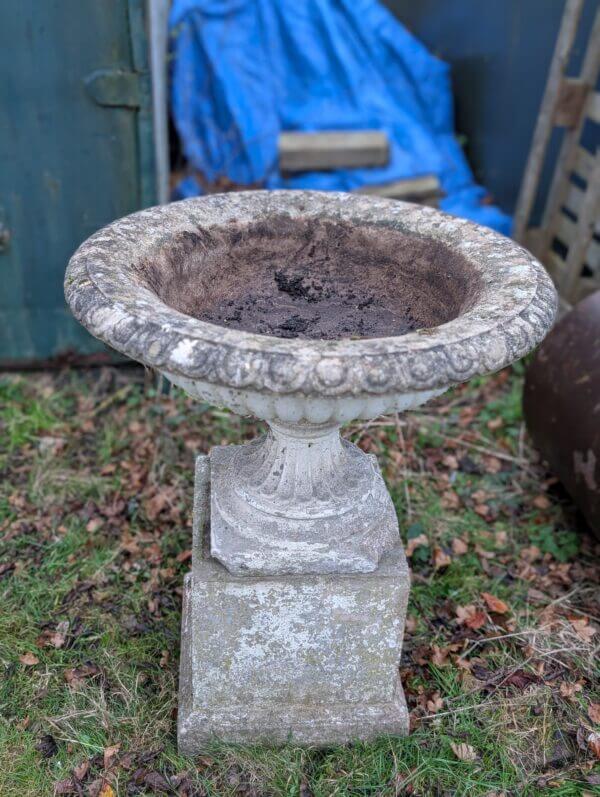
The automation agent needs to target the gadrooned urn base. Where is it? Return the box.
[210,420,399,575]
[177,456,410,751]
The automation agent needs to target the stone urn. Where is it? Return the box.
[65,190,557,750]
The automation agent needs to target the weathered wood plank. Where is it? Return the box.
[513,0,585,241]
[587,90,600,123]
[555,77,589,126]
[574,146,596,181]
[561,152,600,301]
[355,175,442,205]
[279,131,389,172]
[538,7,600,260]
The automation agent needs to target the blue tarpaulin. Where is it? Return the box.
[169,0,511,234]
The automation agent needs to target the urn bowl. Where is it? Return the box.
[65,191,557,574]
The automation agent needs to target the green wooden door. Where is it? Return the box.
[0,0,156,364]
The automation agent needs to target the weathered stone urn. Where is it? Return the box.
[65,190,557,750]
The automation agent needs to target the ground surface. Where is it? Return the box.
[0,366,598,797]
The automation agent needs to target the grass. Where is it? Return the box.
[0,366,598,797]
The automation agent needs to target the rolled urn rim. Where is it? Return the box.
[65,190,557,399]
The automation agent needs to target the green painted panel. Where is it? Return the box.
[0,0,156,363]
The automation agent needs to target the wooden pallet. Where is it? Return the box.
[514,0,600,307]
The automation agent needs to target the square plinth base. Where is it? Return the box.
[178,543,409,752]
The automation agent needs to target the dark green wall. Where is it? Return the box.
[385,0,597,215]
[0,0,155,364]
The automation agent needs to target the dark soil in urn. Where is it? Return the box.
[136,216,481,340]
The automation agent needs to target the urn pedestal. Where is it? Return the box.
[178,455,409,751]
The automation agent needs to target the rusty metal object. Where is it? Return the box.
[524,291,600,537]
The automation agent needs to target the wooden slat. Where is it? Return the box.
[587,91,600,123]
[513,0,585,242]
[555,77,589,126]
[564,182,585,216]
[356,175,442,202]
[553,209,600,270]
[538,7,600,260]
[547,251,567,282]
[573,146,596,181]
[278,131,389,172]
[575,275,600,302]
[561,152,600,300]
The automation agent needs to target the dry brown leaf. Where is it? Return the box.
[474,503,490,518]
[53,778,76,795]
[481,592,510,615]
[19,652,39,666]
[406,533,429,557]
[404,616,417,634]
[73,760,90,781]
[433,546,451,570]
[98,785,115,797]
[456,605,486,630]
[588,702,600,725]
[532,494,551,510]
[588,732,600,760]
[103,744,120,770]
[483,456,502,474]
[450,741,478,761]
[487,417,503,431]
[426,693,444,713]
[452,537,468,556]
[441,490,460,510]
[86,517,103,533]
[442,454,459,470]
[569,616,597,642]
[559,681,583,699]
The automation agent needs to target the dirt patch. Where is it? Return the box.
[137,216,481,340]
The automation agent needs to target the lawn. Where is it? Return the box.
[0,365,598,797]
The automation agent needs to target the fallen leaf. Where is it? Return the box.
[433,546,451,570]
[487,417,503,431]
[532,494,551,510]
[19,652,39,666]
[64,663,100,686]
[54,778,76,795]
[441,490,460,510]
[86,517,103,533]
[452,537,468,556]
[143,771,171,792]
[503,669,542,689]
[569,616,597,642]
[456,605,486,630]
[588,732,600,760]
[588,703,600,725]
[450,741,477,761]
[404,616,417,634]
[482,592,510,615]
[103,743,120,770]
[483,456,502,474]
[474,503,490,518]
[426,692,444,713]
[73,760,90,781]
[559,681,583,699]
[442,454,459,470]
[406,533,429,557]
[176,549,192,563]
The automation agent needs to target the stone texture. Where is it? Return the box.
[65,191,558,425]
[209,421,399,575]
[64,190,558,752]
[178,456,409,751]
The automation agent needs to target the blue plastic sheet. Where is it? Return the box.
[169,0,511,234]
